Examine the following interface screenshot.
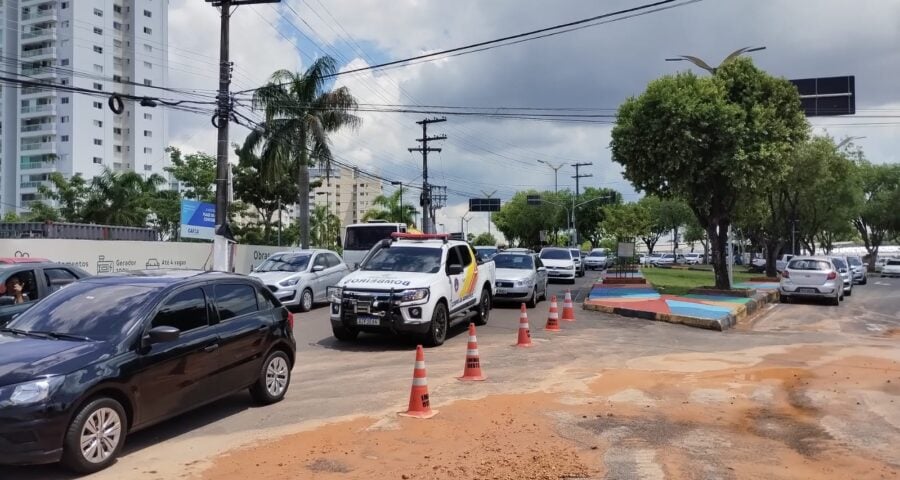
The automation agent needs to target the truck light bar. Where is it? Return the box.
[390,232,449,243]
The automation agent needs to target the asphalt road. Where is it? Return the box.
[8,270,899,480]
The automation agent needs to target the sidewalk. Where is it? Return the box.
[583,272,778,330]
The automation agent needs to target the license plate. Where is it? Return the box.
[798,288,817,293]
[549,272,561,277]
[356,315,380,326]
[496,288,507,294]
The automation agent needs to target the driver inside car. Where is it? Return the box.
[3,276,29,304]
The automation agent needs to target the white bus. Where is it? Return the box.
[341,221,407,269]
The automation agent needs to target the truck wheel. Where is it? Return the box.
[424,302,448,347]
[474,290,491,326]
[332,325,359,341]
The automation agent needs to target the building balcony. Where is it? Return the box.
[21,86,56,98]
[20,104,56,117]
[20,46,56,59]
[21,9,57,23]
[21,28,56,42]
[20,180,51,190]
[20,123,56,135]
[19,142,56,154]
[20,160,56,171]
[20,66,57,78]
[20,0,56,7]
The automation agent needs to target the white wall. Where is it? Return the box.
[1,239,292,275]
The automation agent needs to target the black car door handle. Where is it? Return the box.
[203,344,220,353]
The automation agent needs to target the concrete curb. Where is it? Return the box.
[581,287,779,332]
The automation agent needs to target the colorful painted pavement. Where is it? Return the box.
[586,276,778,321]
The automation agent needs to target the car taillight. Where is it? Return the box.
[826,272,837,280]
[782,270,790,278]
[287,311,295,329]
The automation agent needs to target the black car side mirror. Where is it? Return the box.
[148,326,180,344]
[447,264,464,275]
[0,297,13,306]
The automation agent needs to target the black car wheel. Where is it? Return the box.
[861,276,868,285]
[60,398,127,474]
[298,289,314,312]
[474,290,491,326]
[332,325,359,341]
[526,287,538,308]
[424,302,448,347]
[250,350,292,404]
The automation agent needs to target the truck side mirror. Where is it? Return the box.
[447,264,463,275]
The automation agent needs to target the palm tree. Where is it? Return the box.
[362,190,416,226]
[82,168,165,226]
[245,56,360,248]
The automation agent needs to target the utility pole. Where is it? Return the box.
[207,0,280,271]
[481,189,497,236]
[570,162,593,248]
[408,117,446,233]
[391,181,404,224]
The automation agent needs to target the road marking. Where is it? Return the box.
[874,281,892,286]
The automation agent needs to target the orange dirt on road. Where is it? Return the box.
[199,346,900,480]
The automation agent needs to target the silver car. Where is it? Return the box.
[829,256,853,297]
[569,248,585,277]
[846,256,867,285]
[250,249,350,311]
[493,253,548,307]
[779,256,843,305]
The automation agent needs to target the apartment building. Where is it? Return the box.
[305,165,384,228]
[0,0,169,214]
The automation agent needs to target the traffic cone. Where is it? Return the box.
[399,345,438,418]
[561,290,576,322]
[513,303,534,347]
[545,296,561,332]
[458,323,486,381]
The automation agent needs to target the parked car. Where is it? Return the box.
[882,258,900,278]
[583,249,609,270]
[655,253,686,266]
[683,252,705,265]
[779,257,843,305]
[539,247,577,284]
[775,254,795,272]
[846,256,867,285]
[641,253,662,266]
[828,256,853,297]
[492,253,548,307]
[250,249,349,312]
[875,257,891,273]
[569,248,585,277]
[0,270,296,473]
[505,248,534,254]
[0,262,91,327]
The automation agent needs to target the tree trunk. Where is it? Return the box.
[298,149,311,249]
[764,240,780,278]
[707,220,731,290]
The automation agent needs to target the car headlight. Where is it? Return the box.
[280,277,301,287]
[397,288,429,304]
[0,376,65,406]
[327,286,342,303]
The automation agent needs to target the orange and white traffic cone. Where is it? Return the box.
[458,323,486,381]
[561,290,576,322]
[399,345,438,418]
[545,295,561,332]
[513,303,534,347]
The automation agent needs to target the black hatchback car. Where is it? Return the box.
[0,261,91,327]
[0,270,296,473]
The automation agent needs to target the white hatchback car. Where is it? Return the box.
[779,257,843,305]
[882,258,900,278]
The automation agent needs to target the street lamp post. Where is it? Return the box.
[537,160,565,194]
[481,189,497,236]
[836,136,865,150]
[665,46,767,74]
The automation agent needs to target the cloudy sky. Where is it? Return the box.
[167,0,900,236]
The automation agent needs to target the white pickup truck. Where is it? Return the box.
[327,233,496,346]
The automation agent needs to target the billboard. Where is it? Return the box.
[469,198,501,212]
[789,76,855,116]
[180,200,216,240]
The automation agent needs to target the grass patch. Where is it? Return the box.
[642,268,756,296]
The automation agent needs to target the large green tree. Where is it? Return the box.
[573,187,621,245]
[611,58,808,289]
[246,56,360,249]
[164,147,216,203]
[472,232,498,246]
[603,202,652,242]
[852,159,900,268]
[233,144,300,244]
[493,190,565,248]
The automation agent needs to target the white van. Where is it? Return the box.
[342,221,406,269]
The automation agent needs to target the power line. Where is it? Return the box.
[234,0,697,94]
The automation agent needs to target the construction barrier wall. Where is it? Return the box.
[0,239,289,275]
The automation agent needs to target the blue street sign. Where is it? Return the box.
[180,199,216,240]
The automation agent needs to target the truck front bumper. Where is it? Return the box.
[329,291,434,335]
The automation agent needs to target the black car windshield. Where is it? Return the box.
[587,251,605,257]
[256,253,310,272]
[494,255,534,270]
[540,249,571,260]
[847,257,862,266]
[788,259,831,271]
[362,247,442,273]
[7,282,158,340]
[831,258,847,269]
